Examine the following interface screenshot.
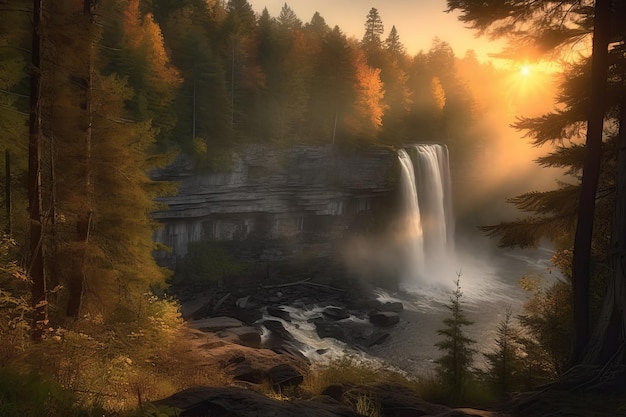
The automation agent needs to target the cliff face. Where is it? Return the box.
[152,144,396,267]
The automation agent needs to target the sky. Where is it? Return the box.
[247,0,565,223]
[247,0,506,61]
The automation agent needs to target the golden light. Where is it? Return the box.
[520,65,531,77]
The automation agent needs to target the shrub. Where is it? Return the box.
[0,368,105,417]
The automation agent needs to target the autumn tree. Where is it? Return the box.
[102,0,182,147]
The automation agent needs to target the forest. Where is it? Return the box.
[0,0,625,416]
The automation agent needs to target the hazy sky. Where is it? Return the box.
[247,0,505,61]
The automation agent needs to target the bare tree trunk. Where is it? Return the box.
[5,150,11,237]
[66,0,95,318]
[570,0,612,364]
[29,0,46,341]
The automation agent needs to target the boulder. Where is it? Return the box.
[323,306,350,320]
[267,306,292,322]
[232,308,264,325]
[266,364,304,391]
[314,320,348,343]
[217,326,262,348]
[188,316,243,332]
[153,386,359,417]
[231,362,265,384]
[271,345,311,365]
[331,383,452,417]
[263,320,294,343]
[368,311,400,327]
[379,301,404,313]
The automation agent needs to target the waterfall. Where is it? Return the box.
[397,144,455,286]
[398,149,424,274]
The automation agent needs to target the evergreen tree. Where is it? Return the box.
[159,2,232,153]
[384,25,405,60]
[307,26,356,143]
[222,0,265,138]
[435,276,477,400]
[448,0,626,367]
[483,306,522,395]
[305,11,330,37]
[277,2,301,30]
[362,7,383,48]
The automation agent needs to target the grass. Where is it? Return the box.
[302,356,421,395]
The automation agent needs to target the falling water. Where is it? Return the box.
[397,149,424,275]
[397,144,455,286]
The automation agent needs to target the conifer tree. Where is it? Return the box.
[159,2,232,152]
[362,7,383,48]
[384,25,405,60]
[435,276,476,400]
[483,306,522,395]
[448,0,626,367]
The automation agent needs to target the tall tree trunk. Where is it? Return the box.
[66,0,95,318]
[29,0,46,341]
[584,100,626,365]
[5,150,11,237]
[570,0,612,364]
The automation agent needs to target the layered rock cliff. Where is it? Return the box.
[152,144,397,269]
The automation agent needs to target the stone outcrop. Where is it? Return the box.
[153,384,506,417]
[151,145,396,267]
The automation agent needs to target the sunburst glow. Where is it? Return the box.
[520,65,531,76]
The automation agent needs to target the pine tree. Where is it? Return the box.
[362,7,383,48]
[483,306,522,395]
[158,2,232,152]
[448,0,626,367]
[384,25,404,60]
[435,276,477,400]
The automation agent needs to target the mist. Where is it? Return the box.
[453,57,565,231]
[342,54,565,298]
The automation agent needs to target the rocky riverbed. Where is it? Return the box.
[151,280,510,417]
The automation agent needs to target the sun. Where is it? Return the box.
[520,65,532,77]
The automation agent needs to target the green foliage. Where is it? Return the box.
[171,241,244,288]
[517,277,572,378]
[0,236,30,364]
[482,306,523,395]
[435,276,477,401]
[0,368,105,417]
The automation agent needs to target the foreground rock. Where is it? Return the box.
[322,383,507,417]
[153,386,358,417]
[153,384,507,417]
[368,311,400,327]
